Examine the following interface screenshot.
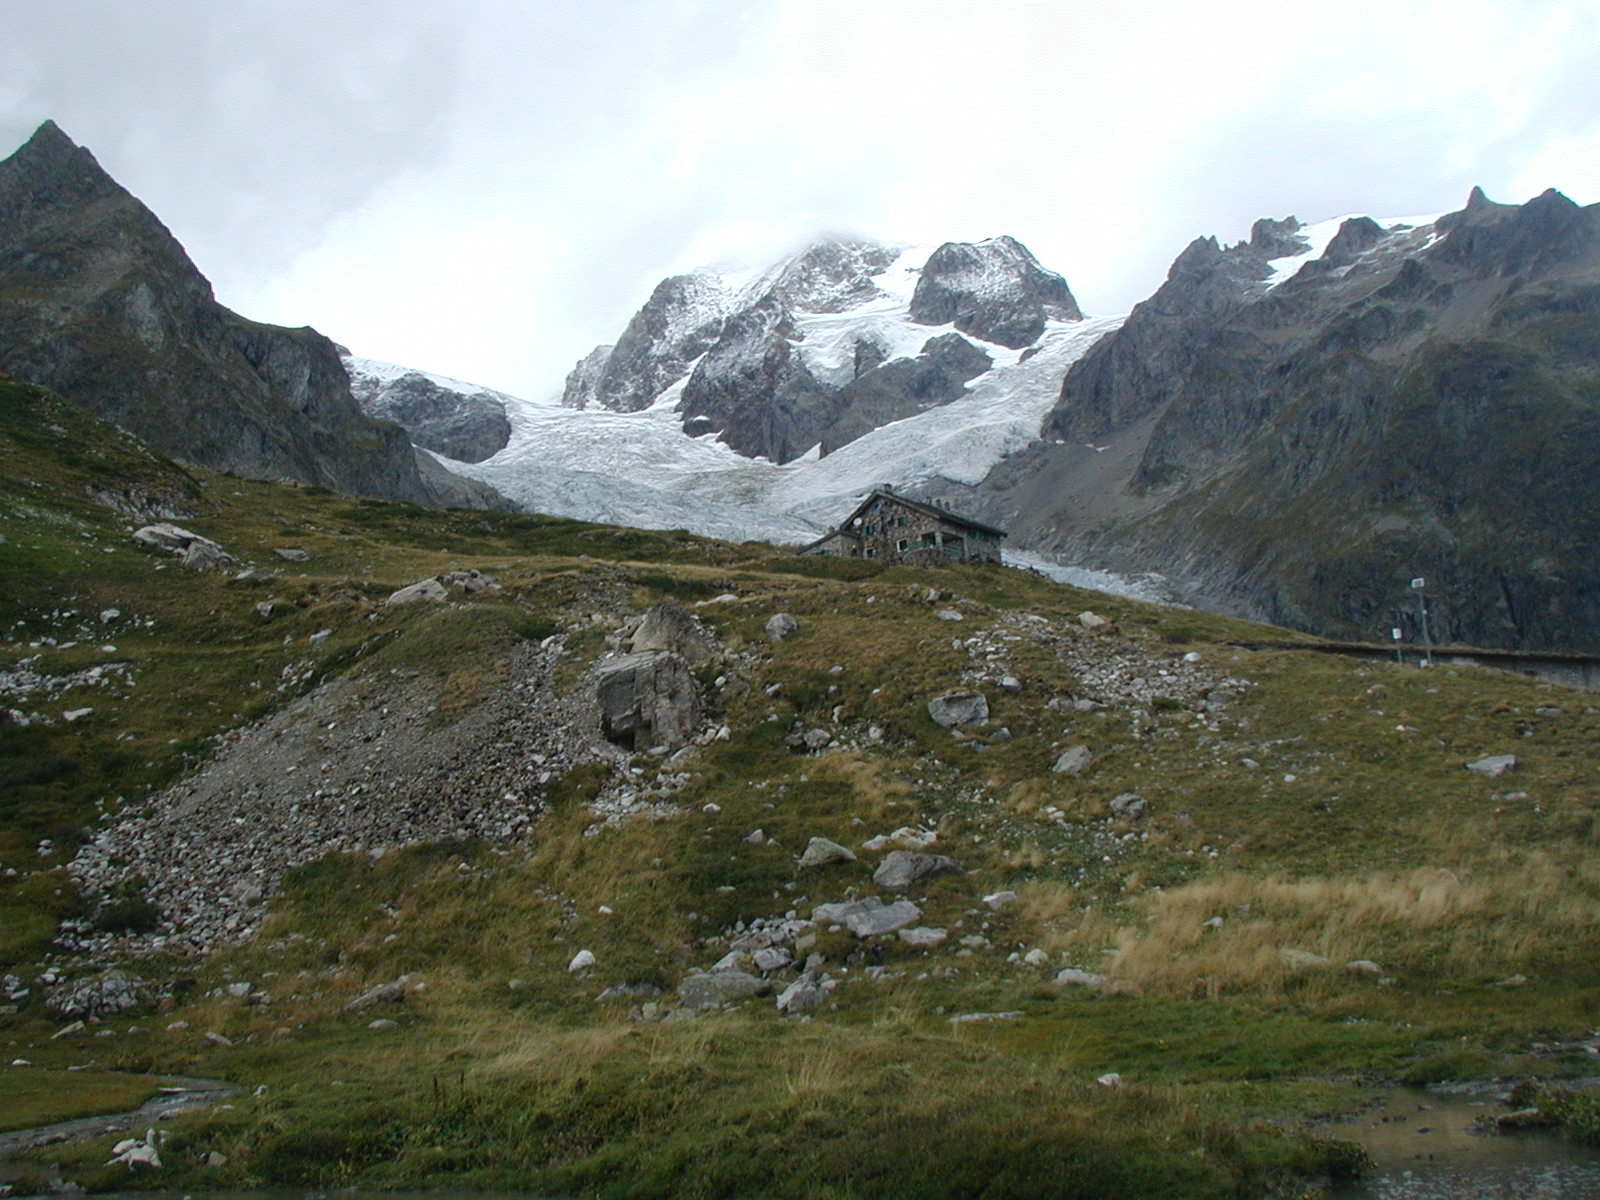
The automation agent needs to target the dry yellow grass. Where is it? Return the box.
[1024,853,1600,997]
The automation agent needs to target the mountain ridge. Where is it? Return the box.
[0,121,502,511]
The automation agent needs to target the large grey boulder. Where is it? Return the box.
[631,602,718,666]
[927,690,988,729]
[596,651,700,751]
[1466,754,1517,777]
[133,524,233,570]
[872,850,963,891]
[344,975,414,1012]
[765,613,799,642]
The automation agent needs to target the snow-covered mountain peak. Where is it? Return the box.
[733,235,905,315]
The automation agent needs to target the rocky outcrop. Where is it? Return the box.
[596,651,701,751]
[0,122,495,509]
[345,364,511,463]
[560,344,614,410]
[818,333,992,455]
[910,236,1081,348]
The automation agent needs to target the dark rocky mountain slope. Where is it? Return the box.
[969,189,1600,652]
[0,121,499,508]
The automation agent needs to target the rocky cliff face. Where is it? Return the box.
[344,359,513,463]
[561,273,732,412]
[0,121,498,509]
[979,189,1600,652]
[567,235,1082,463]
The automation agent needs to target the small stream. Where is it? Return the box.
[1322,1083,1600,1199]
[0,1076,234,1186]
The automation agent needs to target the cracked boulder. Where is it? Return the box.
[596,651,700,751]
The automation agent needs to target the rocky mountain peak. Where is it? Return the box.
[749,236,901,314]
[560,271,732,412]
[1433,185,1597,275]
[0,121,123,229]
[909,235,1081,349]
[0,121,499,509]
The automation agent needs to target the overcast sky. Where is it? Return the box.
[4,0,1599,400]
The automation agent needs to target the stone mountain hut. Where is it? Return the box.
[801,486,1006,565]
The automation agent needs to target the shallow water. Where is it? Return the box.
[1323,1084,1600,1199]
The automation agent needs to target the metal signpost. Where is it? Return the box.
[1410,577,1433,667]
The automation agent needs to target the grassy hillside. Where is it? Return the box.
[3,372,1598,1197]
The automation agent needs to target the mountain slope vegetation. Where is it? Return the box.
[4,372,1600,1197]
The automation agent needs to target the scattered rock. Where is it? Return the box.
[385,577,448,605]
[898,926,948,948]
[1051,745,1093,775]
[133,523,234,571]
[982,890,1018,911]
[1078,611,1111,631]
[46,971,150,1022]
[1344,959,1382,974]
[1466,754,1517,777]
[937,609,965,622]
[368,1018,398,1030]
[1109,792,1147,820]
[765,613,799,642]
[273,547,311,562]
[678,969,768,1009]
[812,896,922,937]
[927,690,988,729]
[344,976,414,1011]
[872,850,963,891]
[950,1010,1023,1024]
[568,950,596,973]
[776,974,828,1014]
[752,947,792,972]
[798,837,857,868]
[862,826,938,853]
[1055,968,1109,988]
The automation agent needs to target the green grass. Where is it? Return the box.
[0,1068,168,1133]
[4,374,1600,1197]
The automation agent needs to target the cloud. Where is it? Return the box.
[3,0,1598,398]
[1,0,465,286]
